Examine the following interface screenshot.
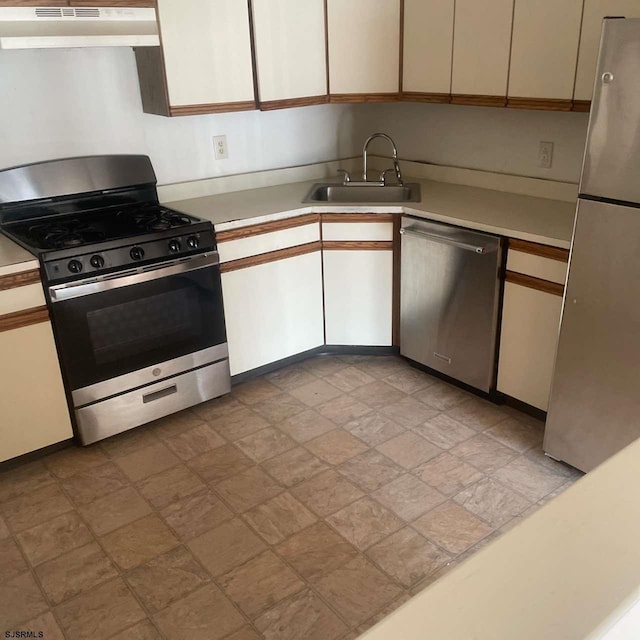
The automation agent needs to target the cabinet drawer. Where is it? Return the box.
[507,239,569,285]
[322,222,394,242]
[0,283,45,315]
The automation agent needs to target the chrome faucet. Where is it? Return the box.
[362,133,404,186]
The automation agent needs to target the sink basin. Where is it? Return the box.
[303,182,421,204]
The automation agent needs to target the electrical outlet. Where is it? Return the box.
[538,141,554,169]
[213,135,228,160]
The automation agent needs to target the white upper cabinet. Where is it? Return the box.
[574,0,640,102]
[402,0,454,95]
[451,0,514,97]
[252,0,327,105]
[508,0,583,101]
[327,0,400,95]
[154,0,255,110]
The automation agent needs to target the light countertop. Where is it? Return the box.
[168,177,577,249]
[0,235,38,276]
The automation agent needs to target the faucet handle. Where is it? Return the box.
[337,169,351,185]
[379,168,395,185]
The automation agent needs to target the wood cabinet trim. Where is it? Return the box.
[323,241,394,251]
[0,1,68,4]
[450,94,507,107]
[505,270,564,297]
[0,306,49,333]
[509,238,570,263]
[572,100,591,112]
[401,91,451,104]
[0,269,41,292]
[321,213,395,223]
[170,101,256,117]
[507,97,573,112]
[216,214,320,243]
[329,93,400,104]
[259,95,329,111]
[220,241,321,273]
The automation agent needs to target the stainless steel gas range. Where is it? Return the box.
[0,155,231,445]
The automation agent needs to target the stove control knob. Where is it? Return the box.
[168,239,181,253]
[130,246,145,261]
[68,259,83,274]
[187,235,199,249]
[90,255,105,269]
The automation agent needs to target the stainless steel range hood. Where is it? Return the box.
[0,7,159,49]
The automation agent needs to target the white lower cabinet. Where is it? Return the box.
[323,250,393,346]
[221,251,325,376]
[0,322,72,462]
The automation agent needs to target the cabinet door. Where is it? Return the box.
[0,322,72,462]
[327,0,400,96]
[402,0,454,96]
[252,0,327,106]
[451,0,513,100]
[497,283,562,411]
[155,0,255,110]
[574,0,640,102]
[508,0,583,103]
[221,252,324,376]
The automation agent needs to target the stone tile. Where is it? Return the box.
[255,588,347,640]
[136,464,205,510]
[1,483,73,533]
[232,378,281,405]
[454,477,531,528]
[0,514,8,539]
[19,612,65,640]
[327,497,403,550]
[61,462,129,507]
[373,474,446,521]
[275,521,358,583]
[243,493,317,545]
[338,450,404,492]
[222,627,261,640]
[315,555,401,627]
[413,413,476,450]
[100,426,160,459]
[79,486,151,536]
[99,514,178,571]
[412,501,494,555]
[494,456,569,502]
[445,397,509,431]
[301,356,349,377]
[252,392,307,423]
[499,503,542,534]
[126,546,210,613]
[367,527,451,587]
[206,406,271,441]
[538,479,577,505]
[186,444,253,485]
[36,542,118,605]
[188,518,266,577]
[55,578,145,640]
[215,467,284,513]
[16,511,92,567]
[278,409,336,443]
[316,394,371,426]
[376,432,442,469]
[266,363,319,390]
[262,447,328,487]
[0,461,55,505]
[356,593,413,634]
[344,412,405,446]
[164,424,226,461]
[450,434,518,474]
[44,445,109,479]
[114,442,180,482]
[383,367,434,394]
[413,452,484,496]
[323,366,375,393]
[289,379,343,407]
[235,427,296,463]
[154,584,245,640]
[0,536,29,580]
[380,396,439,428]
[353,356,407,380]
[350,380,406,409]
[305,429,368,465]
[219,550,305,619]
[160,488,233,541]
[192,394,245,422]
[291,469,364,517]
[412,380,470,411]
[484,417,544,453]
[409,558,460,595]
[524,447,583,480]
[0,572,48,631]
[149,409,204,439]
[109,620,161,640]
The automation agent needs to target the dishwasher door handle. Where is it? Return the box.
[400,227,492,254]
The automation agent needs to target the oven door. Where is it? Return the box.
[48,253,228,405]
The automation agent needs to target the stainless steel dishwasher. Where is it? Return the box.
[400,216,503,393]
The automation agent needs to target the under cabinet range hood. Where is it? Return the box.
[0,7,160,50]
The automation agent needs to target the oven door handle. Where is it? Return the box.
[48,252,220,303]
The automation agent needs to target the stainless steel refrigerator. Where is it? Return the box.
[544,17,640,472]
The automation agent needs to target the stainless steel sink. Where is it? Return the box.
[303,182,421,204]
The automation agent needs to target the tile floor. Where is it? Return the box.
[0,355,583,640]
